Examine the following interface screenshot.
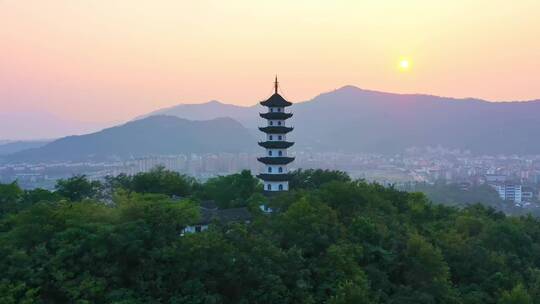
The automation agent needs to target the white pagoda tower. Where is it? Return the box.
[257,77,294,193]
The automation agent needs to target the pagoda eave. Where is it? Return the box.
[260,93,293,107]
[257,157,295,165]
[260,102,292,107]
[259,126,294,134]
[262,190,284,197]
[257,173,292,181]
[258,141,295,149]
[259,112,293,120]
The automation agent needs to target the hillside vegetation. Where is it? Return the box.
[1,168,540,303]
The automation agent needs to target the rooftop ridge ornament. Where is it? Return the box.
[274,75,279,94]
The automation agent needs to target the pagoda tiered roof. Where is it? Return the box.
[258,141,295,149]
[259,126,294,134]
[262,190,284,197]
[256,173,291,181]
[260,93,293,107]
[257,157,295,165]
[259,112,293,120]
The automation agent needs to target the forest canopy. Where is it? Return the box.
[1,168,539,303]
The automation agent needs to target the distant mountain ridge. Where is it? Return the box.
[143,86,540,154]
[137,100,257,124]
[6,85,540,162]
[0,140,51,156]
[4,116,256,162]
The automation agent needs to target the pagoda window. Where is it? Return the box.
[269,135,273,140]
[278,121,282,126]
[278,135,283,140]
[278,184,283,190]
[270,121,274,126]
[278,167,283,173]
[267,184,272,190]
[268,167,272,173]
[268,150,272,156]
[278,151,283,156]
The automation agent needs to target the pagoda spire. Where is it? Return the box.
[274,75,279,94]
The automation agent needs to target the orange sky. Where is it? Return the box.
[1,0,540,122]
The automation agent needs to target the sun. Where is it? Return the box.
[399,59,410,71]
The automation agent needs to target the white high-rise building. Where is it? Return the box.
[492,183,522,203]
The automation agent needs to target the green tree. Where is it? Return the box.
[0,181,23,216]
[499,284,532,304]
[22,188,61,205]
[404,234,450,286]
[55,175,102,201]
[289,169,351,190]
[197,170,261,208]
[131,166,196,197]
[401,233,456,302]
[104,173,133,192]
[328,280,374,304]
[278,197,342,256]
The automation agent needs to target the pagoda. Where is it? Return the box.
[257,77,294,193]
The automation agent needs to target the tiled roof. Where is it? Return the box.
[260,93,293,107]
[197,207,252,225]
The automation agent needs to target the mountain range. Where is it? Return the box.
[140,86,540,154]
[4,116,255,162]
[5,85,540,162]
[0,140,50,156]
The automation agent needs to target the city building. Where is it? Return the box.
[485,174,507,183]
[257,77,295,193]
[491,183,523,203]
[522,187,534,202]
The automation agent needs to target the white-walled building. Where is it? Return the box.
[491,183,523,203]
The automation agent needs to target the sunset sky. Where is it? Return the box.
[2,0,540,123]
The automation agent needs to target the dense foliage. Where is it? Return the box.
[1,169,540,303]
[407,181,540,217]
[407,182,504,208]
[103,166,198,197]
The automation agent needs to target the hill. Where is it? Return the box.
[4,116,256,162]
[147,86,540,154]
[137,100,258,126]
[0,140,50,156]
